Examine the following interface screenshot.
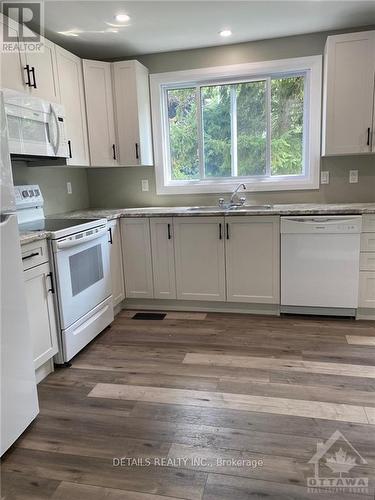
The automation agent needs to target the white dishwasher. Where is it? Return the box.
[281,215,362,316]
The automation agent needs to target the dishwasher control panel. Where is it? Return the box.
[281,216,362,234]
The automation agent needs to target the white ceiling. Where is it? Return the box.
[39,1,375,59]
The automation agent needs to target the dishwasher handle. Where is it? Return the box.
[281,216,362,234]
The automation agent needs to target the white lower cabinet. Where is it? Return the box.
[359,272,375,308]
[150,218,176,299]
[24,262,58,369]
[225,216,280,304]
[358,215,375,310]
[108,220,125,307]
[173,217,226,301]
[121,218,154,298]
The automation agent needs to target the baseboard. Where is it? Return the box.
[35,358,54,384]
[121,299,279,316]
[113,302,123,317]
[356,308,375,321]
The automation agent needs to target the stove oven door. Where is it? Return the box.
[53,227,112,329]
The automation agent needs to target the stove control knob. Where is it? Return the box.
[22,190,29,198]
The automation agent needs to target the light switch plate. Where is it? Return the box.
[320,171,329,185]
[67,181,72,194]
[349,170,358,183]
[141,179,149,192]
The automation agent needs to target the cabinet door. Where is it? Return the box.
[108,220,125,306]
[83,60,118,166]
[55,46,89,166]
[0,17,28,92]
[112,60,153,166]
[323,31,375,155]
[26,36,60,102]
[121,218,153,298]
[24,262,58,369]
[150,218,176,299]
[225,216,280,304]
[359,271,375,308]
[174,217,225,301]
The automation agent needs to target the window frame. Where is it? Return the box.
[150,55,322,195]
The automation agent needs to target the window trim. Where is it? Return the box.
[150,55,322,195]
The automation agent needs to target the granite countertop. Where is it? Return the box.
[19,203,375,245]
[19,230,50,245]
[51,203,375,220]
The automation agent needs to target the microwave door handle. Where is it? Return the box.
[50,105,60,155]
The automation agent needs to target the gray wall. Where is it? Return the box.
[12,162,90,215]
[87,28,375,209]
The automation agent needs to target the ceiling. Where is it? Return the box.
[36,1,375,59]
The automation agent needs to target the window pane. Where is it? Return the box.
[167,88,199,180]
[271,76,304,176]
[202,85,231,178]
[237,81,267,176]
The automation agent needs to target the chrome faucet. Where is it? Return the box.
[230,183,247,206]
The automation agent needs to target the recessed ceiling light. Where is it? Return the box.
[220,29,232,37]
[115,13,130,23]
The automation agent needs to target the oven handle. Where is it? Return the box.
[56,226,107,249]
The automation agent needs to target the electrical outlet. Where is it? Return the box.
[141,179,149,192]
[67,181,72,194]
[320,171,329,185]
[349,170,358,184]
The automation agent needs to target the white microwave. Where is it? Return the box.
[3,89,69,159]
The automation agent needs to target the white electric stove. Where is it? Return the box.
[15,184,114,364]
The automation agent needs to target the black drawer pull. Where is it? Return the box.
[22,252,39,260]
[108,227,113,244]
[135,142,139,160]
[30,66,37,88]
[367,127,371,146]
[226,223,230,240]
[167,223,171,240]
[24,64,31,87]
[68,140,72,158]
[47,272,55,294]
[112,144,116,160]
[219,223,222,240]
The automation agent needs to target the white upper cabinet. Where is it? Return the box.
[55,46,89,166]
[225,216,280,304]
[0,17,28,92]
[112,60,153,166]
[121,218,154,298]
[150,218,176,299]
[174,217,226,301]
[0,18,60,102]
[83,60,118,167]
[322,31,375,155]
[25,36,60,102]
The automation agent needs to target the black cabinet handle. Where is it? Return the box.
[30,66,37,88]
[167,223,171,240]
[24,64,31,87]
[47,272,55,294]
[22,252,39,260]
[135,142,139,160]
[112,144,116,160]
[226,223,230,240]
[108,227,113,244]
[219,223,222,240]
[67,140,72,158]
[367,127,371,146]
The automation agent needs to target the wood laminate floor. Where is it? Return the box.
[2,311,375,499]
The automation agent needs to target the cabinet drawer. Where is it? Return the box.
[22,239,49,271]
[362,215,375,233]
[359,271,375,308]
[361,233,375,252]
[360,253,375,271]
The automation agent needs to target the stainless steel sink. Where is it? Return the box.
[229,204,273,210]
[187,206,222,212]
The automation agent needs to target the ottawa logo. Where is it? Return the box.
[307,430,369,495]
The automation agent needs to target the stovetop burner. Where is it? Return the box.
[19,218,99,233]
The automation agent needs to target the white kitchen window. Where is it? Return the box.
[150,56,322,195]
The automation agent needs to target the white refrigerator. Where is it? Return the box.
[0,91,39,456]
